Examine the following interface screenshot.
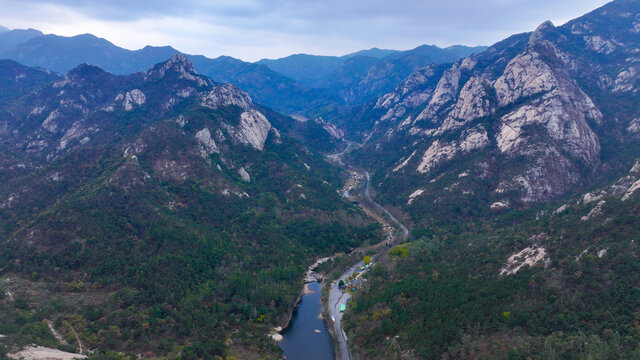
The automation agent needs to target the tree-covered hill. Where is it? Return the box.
[0,56,380,359]
[345,186,640,359]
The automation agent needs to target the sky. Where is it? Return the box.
[0,0,611,62]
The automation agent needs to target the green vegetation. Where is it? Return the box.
[344,195,640,359]
[388,246,408,259]
[0,102,380,358]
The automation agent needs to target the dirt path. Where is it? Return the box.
[64,321,84,354]
[46,320,68,345]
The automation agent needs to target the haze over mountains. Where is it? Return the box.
[0,0,640,359]
[0,27,484,121]
[256,45,486,88]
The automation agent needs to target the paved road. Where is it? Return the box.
[325,141,358,167]
[328,260,364,360]
[364,171,409,240]
[324,142,410,360]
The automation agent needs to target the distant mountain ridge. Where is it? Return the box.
[0,27,485,123]
[0,28,43,54]
[256,48,402,86]
[256,45,487,89]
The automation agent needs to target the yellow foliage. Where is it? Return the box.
[371,308,392,320]
[389,246,409,259]
[68,280,85,291]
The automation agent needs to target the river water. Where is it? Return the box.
[279,281,335,360]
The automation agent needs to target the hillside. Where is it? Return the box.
[338,0,640,358]
[345,0,640,226]
[0,55,380,359]
[346,170,640,359]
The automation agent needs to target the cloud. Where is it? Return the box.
[0,0,611,61]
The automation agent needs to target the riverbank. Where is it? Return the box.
[322,142,410,360]
[269,256,334,343]
[278,282,335,360]
[271,157,409,359]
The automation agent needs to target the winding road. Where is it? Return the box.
[325,146,410,360]
[364,171,409,241]
[328,260,363,360]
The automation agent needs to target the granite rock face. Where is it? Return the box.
[353,0,640,208]
[3,54,279,165]
[201,83,275,151]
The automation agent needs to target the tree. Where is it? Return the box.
[364,256,371,265]
[389,246,409,259]
[338,280,345,288]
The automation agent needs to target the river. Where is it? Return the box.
[278,281,335,360]
[279,143,408,360]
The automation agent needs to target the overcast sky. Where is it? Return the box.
[0,0,611,62]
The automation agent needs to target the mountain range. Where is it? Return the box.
[347,0,640,220]
[256,45,485,89]
[340,0,640,357]
[1,0,640,359]
[0,28,484,121]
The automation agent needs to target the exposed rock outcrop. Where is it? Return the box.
[414,64,461,123]
[195,128,220,158]
[201,83,274,151]
[500,244,548,276]
[238,167,251,182]
[201,83,253,110]
[223,110,273,151]
[123,89,146,111]
[416,126,489,174]
[352,7,640,206]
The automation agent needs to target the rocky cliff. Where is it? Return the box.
[1,54,281,164]
[350,0,640,216]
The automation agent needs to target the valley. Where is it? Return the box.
[0,0,640,359]
[324,148,411,360]
[279,143,411,360]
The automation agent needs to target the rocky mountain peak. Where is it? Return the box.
[201,83,253,110]
[350,1,640,208]
[460,53,478,70]
[529,20,556,45]
[201,83,275,151]
[145,53,208,87]
[165,53,195,73]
